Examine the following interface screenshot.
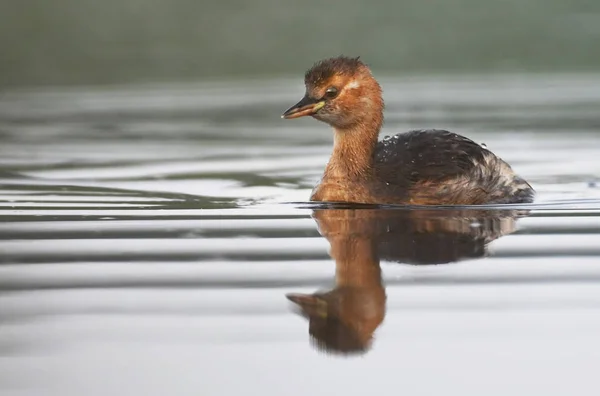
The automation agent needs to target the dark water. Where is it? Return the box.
[2,75,600,395]
[3,0,600,87]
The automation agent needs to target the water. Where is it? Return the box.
[3,0,600,87]
[1,74,600,395]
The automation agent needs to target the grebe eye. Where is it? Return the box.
[324,87,338,99]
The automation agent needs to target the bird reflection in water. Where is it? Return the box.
[286,207,528,356]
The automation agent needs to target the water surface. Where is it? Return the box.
[1,75,600,395]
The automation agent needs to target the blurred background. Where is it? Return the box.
[3,2,600,396]
[1,0,600,88]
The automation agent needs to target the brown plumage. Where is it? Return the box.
[282,56,535,205]
[286,207,527,355]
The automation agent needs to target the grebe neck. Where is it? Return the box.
[325,112,383,179]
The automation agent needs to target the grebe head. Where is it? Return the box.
[282,56,383,130]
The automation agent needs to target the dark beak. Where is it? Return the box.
[281,95,325,119]
[286,293,328,317]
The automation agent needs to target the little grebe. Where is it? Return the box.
[282,56,534,205]
[286,207,525,355]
